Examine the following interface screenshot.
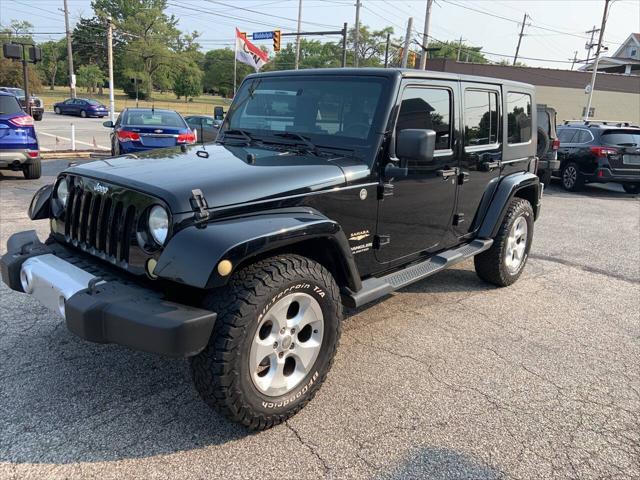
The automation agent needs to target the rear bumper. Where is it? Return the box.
[0,149,40,168]
[585,167,640,184]
[1,231,216,356]
[538,158,560,172]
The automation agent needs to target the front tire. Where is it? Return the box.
[190,254,342,430]
[54,106,61,115]
[22,157,41,180]
[33,113,43,121]
[622,183,640,194]
[80,110,87,118]
[561,162,584,191]
[474,198,534,287]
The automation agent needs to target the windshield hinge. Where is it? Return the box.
[190,188,210,227]
[373,234,390,249]
[377,183,394,200]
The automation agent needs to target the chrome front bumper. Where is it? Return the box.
[20,254,99,317]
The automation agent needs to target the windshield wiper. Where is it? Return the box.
[219,129,255,144]
[271,132,322,156]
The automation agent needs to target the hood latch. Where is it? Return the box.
[190,188,210,227]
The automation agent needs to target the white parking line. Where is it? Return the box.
[38,131,110,150]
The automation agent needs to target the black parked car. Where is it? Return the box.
[556,121,640,193]
[2,69,542,430]
[184,115,220,142]
[53,98,109,118]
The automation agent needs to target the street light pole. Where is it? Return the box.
[107,17,115,123]
[63,0,76,98]
[294,0,303,70]
[584,0,610,121]
[419,0,433,70]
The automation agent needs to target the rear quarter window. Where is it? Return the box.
[601,130,640,146]
[0,95,23,115]
[506,92,532,144]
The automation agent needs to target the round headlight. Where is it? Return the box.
[148,205,169,245]
[56,179,69,207]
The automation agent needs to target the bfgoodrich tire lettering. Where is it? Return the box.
[474,197,534,287]
[190,254,342,430]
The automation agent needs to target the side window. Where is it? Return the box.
[506,92,532,144]
[396,87,451,150]
[464,89,499,146]
[558,129,577,143]
[575,130,593,144]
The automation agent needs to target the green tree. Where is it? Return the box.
[427,40,488,64]
[77,64,105,93]
[37,39,66,89]
[173,62,202,101]
[0,21,42,91]
[348,25,395,67]
[202,48,252,97]
[266,39,342,71]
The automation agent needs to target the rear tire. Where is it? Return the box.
[22,158,41,180]
[474,197,534,287]
[561,162,584,191]
[622,183,640,194]
[538,169,552,186]
[190,254,342,430]
[536,127,550,158]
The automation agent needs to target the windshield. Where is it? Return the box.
[601,130,640,146]
[221,75,390,157]
[0,95,23,115]
[5,88,25,97]
[123,110,186,127]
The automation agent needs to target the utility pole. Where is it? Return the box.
[585,25,599,63]
[294,0,303,69]
[384,32,390,67]
[584,0,610,121]
[22,49,30,116]
[354,0,361,67]
[570,50,578,70]
[513,13,529,65]
[63,0,76,98]
[401,17,413,68]
[341,22,348,67]
[107,17,115,123]
[456,36,465,62]
[419,0,433,69]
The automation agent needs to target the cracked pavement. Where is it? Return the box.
[1,164,639,479]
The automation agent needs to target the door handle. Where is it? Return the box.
[437,168,458,180]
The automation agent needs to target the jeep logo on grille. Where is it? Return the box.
[94,183,109,194]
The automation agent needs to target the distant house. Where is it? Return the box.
[580,33,640,75]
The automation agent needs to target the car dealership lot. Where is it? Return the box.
[0,164,638,479]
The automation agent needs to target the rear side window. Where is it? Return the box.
[0,95,23,115]
[558,129,577,143]
[601,130,640,146]
[464,90,499,146]
[396,87,452,150]
[574,130,593,144]
[506,92,532,144]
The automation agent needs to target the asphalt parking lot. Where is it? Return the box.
[0,163,638,479]
[35,113,111,152]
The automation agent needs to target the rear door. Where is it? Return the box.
[600,129,640,173]
[455,83,503,236]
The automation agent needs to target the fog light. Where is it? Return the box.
[146,258,158,279]
[217,260,233,276]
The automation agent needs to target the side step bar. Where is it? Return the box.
[342,239,493,309]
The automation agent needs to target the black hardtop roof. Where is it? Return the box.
[246,67,534,90]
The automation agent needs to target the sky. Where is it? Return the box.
[1,0,639,69]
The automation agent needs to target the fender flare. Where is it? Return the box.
[154,209,361,291]
[477,172,541,239]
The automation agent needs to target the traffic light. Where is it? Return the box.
[273,29,281,52]
[408,51,417,68]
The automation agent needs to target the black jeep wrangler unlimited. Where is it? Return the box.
[1,69,541,429]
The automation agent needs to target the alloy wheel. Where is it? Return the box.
[563,166,577,189]
[504,216,528,274]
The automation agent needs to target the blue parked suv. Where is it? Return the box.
[0,91,40,179]
[104,108,195,155]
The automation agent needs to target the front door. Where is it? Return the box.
[375,82,459,264]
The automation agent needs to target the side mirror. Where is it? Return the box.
[396,129,436,164]
[28,184,52,220]
[102,120,114,128]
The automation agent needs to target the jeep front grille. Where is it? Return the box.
[65,183,137,263]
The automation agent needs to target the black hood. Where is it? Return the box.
[66,144,371,213]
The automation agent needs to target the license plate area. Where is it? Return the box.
[623,154,640,165]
